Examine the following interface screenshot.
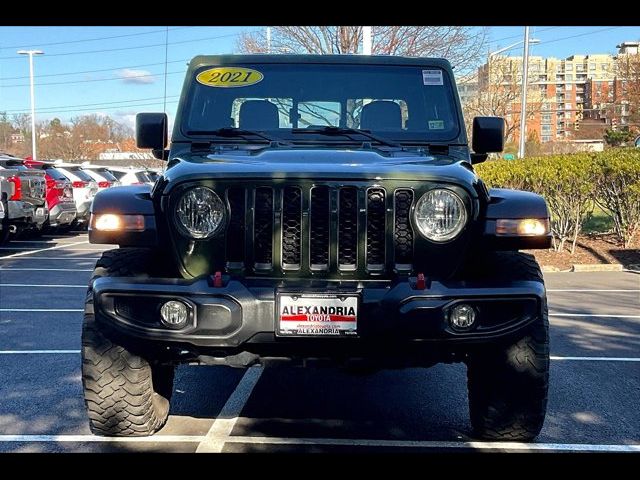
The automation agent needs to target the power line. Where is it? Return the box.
[0,27,191,50]
[2,70,187,88]
[488,26,559,45]
[2,95,181,114]
[8,100,181,116]
[0,30,257,61]
[0,59,189,81]
[492,27,622,57]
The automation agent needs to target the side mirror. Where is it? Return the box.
[471,116,505,164]
[136,113,168,151]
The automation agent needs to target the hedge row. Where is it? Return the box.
[476,148,640,251]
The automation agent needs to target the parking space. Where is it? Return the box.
[0,234,638,452]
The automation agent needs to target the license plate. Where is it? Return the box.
[277,293,358,337]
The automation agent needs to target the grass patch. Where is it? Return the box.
[583,204,614,234]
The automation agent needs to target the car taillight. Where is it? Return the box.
[8,176,22,200]
[98,181,111,188]
[72,181,88,188]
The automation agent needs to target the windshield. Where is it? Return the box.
[183,63,460,144]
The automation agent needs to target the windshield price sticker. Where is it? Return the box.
[422,69,443,86]
[196,67,264,88]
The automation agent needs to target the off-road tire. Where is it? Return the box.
[465,252,549,441]
[82,248,175,436]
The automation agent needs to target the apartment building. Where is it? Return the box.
[472,41,638,143]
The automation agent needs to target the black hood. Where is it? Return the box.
[160,147,479,194]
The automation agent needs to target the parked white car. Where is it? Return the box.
[79,165,122,192]
[104,167,156,186]
[53,163,98,228]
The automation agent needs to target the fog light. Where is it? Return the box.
[160,300,189,327]
[450,304,476,329]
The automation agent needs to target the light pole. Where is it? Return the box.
[362,26,372,55]
[17,49,43,161]
[518,27,531,159]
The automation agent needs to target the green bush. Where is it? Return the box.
[476,149,640,251]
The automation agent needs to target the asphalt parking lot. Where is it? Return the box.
[0,233,638,453]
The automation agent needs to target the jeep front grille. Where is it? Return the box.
[224,183,415,277]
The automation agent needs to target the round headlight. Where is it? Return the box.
[175,187,225,239]
[414,189,467,242]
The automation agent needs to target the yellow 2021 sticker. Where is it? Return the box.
[196,67,264,88]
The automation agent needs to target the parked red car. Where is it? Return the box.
[24,159,77,229]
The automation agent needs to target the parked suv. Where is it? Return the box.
[79,165,122,191]
[106,167,156,186]
[53,163,98,229]
[83,55,552,441]
[0,155,48,239]
[24,160,77,230]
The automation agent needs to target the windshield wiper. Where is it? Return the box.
[186,127,291,146]
[291,126,402,148]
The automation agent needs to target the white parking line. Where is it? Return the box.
[0,241,88,259]
[0,435,202,443]
[551,356,640,362]
[224,436,640,452]
[0,268,93,272]
[0,350,80,354]
[0,309,84,312]
[0,284,86,288]
[548,289,640,293]
[549,313,640,318]
[0,434,637,452]
[0,257,99,261]
[196,366,264,453]
[1,350,638,362]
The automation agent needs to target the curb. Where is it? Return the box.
[542,264,635,273]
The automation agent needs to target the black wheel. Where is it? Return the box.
[465,252,549,441]
[81,248,175,436]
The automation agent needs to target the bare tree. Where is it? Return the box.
[614,52,640,129]
[237,26,487,74]
[463,56,542,144]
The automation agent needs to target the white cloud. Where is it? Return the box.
[117,69,156,84]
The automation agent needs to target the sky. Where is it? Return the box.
[1,26,639,130]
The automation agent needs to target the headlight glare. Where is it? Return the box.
[414,189,467,242]
[176,187,225,238]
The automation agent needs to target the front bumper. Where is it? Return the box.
[92,276,546,364]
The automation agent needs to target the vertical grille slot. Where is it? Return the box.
[366,188,386,270]
[310,186,330,270]
[282,186,302,269]
[254,187,273,269]
[338,187,358,269]
[394,189,414,269]
[226,187,246,267]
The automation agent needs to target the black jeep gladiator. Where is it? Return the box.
[82,55,552,440]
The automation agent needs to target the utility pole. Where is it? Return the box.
[17,49,43,161]
[518,26,531,159]
[266,27,271,54]
[362,26,372,55]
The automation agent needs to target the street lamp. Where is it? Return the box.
[488,33,540,159]
[17,49,44,161]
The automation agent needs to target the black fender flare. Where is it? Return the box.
[89,186,158,247]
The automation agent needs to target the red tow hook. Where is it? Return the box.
[415,273,427,290]
[209,271,223,288]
